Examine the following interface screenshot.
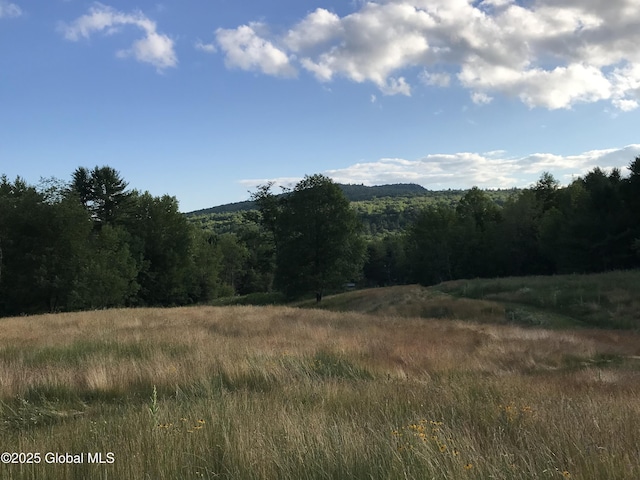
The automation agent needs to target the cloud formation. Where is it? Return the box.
[215,23,296,77]
[0,1,21,18]
[61,3,177,71]
[214,0,640,110]
[195,40,216,53]
[240,144,640,191]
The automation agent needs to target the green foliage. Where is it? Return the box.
[4,156,640,316]
[363,234,409,287]
[71,166,131,227]
[404,186,510,284]
[0,169,227,315]
[70,225,140,309]
[253,174,366,300]
[234,222,276,294]
[188,188,517,239]
[0,177,92,314]
[126,192,201,306]
[404,165,640,288]
[185,183,430,216]
[217,233,249,291]
[406,205,458,285]
[189,230,225,302]
[337,182,428,200]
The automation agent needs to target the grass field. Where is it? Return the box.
[299,270,640,330]
[1,275,639,479]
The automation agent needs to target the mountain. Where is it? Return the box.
[337,183,428,201]
[185,183,430,216]
[185,184,519,237]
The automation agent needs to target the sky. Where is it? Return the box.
[1,0,640,213]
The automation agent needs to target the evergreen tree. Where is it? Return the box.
[71,166,131,227]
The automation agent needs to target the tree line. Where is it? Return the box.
[0,167,223,316]
[365,160,640,287]
[187,186,516,238]
[1,159,639,316]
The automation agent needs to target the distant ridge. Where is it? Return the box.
[186,200,256,216]
[186,183,430,215]
[338,183,428,201]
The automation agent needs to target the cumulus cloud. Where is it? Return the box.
[239,145,640,191]
[0,1,21,18]
[214,0,640,109]
[215,23,296,77]
[283,8,342,53]
[60,2,177,70]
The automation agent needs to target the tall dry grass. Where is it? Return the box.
[0,304,638,479]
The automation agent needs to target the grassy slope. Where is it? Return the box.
[300,270,640,330]
[0,273,639,479]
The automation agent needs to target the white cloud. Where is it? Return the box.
[0,1,21,18]
[420,70,451,87]
[297,2,430,95]
[471,91,493,105]
[240,144,640,191]
[195,40,217,53]
[380,76,411,96]
[215,23,296,77]
[480,0,514,8]
[215,0,640,109]
[60,2,177,71]
[283,8,342,53]
[460,61,612,109]
[613,99,639,112]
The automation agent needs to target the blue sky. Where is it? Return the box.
[1,0,639,212]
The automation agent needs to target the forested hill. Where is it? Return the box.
[338,183,429,201]
[187,199,255,216]
[186,183,430,216]
[187,184,517,237]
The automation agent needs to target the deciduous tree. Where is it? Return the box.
[253,174,365,301]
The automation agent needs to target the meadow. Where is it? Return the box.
[0,279,639,479]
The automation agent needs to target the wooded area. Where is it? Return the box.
[1,158,639,316]
[0,167,223,316]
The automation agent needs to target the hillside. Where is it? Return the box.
[186,184,518,237]
[295,270,640,330]
[186,183,431,216]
